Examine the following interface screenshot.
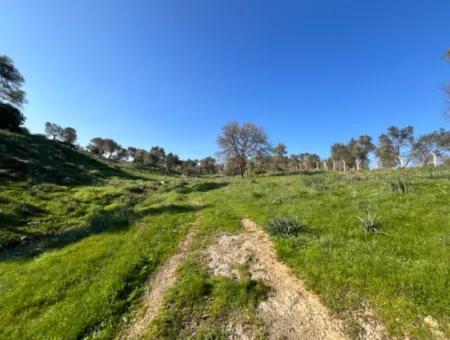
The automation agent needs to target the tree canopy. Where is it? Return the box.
[0,55,26,107]
[217,122,270,177]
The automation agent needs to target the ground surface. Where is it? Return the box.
[1,131,449,339]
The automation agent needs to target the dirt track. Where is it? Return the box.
[122,218,387,339]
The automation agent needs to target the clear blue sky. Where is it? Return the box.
[1,0,449,159]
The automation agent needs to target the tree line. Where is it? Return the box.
[1,53,449,177]
[216,122,450,177]
[84,136,219,175]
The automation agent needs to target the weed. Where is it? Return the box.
[358,210,382,233]
[266,217,309,237]
[388,178,412,193]
[302,175,329,191]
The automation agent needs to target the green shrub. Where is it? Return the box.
[266,217,308,237]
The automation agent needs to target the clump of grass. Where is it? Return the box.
[302,175,329,192]
[89,206,134,231]
[266,217,309,237]
[388,178,412,193]
[358,210,382,233]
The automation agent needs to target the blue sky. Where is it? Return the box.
[1,0,449,159]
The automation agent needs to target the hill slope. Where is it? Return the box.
[0,130,137,185]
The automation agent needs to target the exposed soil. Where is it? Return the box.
[205,218,388,339]
[120,229,196,339]
[122,217,388,339]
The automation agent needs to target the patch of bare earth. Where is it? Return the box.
[120,229,196,339]
[205,218,388,340]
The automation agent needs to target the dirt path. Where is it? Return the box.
[120,229,196,339]
[205,218,385,339]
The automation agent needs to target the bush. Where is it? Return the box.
[266,217,308,237]
[0,103,25,132]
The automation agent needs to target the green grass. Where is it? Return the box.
[1,130,449,338]
[197,168,450,338]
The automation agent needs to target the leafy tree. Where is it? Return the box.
[0,55,26,107]
[147,146,166,167]
[103,139,121,159]
[45,122,63,140]
[199,156,217,174]
[413,129,450,166]
[217,122,270,177]
[165,152,181,172]
[331,143,352,166]
[349,135,375,169]
[0,102,25,131]
[273,143,288,170]
[114,147,129,161]
[87,137,107,157]
[376,126,414,168]
[62,127,77,145]
[376,134,397,168]
[181,159,200,176]
[132,149,147,166]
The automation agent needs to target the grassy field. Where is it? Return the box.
[0,130,449,339]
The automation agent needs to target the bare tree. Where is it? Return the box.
[217,122,270,177]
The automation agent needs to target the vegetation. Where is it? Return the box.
[1,52,449,339]
[266,216,309,237]
[1,129,449,338]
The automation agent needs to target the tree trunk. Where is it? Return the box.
[432,152,437,167]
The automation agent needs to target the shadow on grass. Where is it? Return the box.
[136,203,207,217]
[176,182,228,194]
[0,131,143,185]
[0,203,204,262]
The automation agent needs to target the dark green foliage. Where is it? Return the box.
[266,217,309,237]
[0,55,26,107]
[0,103,25,131]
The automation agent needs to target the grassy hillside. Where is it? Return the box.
[0,129,137,185]
[0,130,449,339]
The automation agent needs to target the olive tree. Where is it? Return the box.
[1,55,27,131]
[0,55,26,107]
